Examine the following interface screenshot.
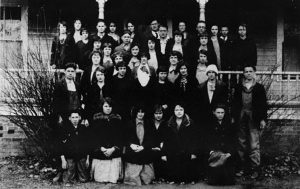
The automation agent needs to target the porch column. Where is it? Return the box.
[196,0,209,21]
[276,1,284,71]
[167,18,173,38]
[96,0,108,19]
[21,2,29,70]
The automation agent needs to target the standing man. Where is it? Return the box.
[210,24,221,70]
[158,25,170,57]
[196,21,206,37]
[219,25,233,71]
[178,21,191,47]
[53,63,81,124]
[147,19,160,39]
[232,65,267,179]
[232,23,257,70]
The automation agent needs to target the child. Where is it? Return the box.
[207,104,236,185]
[59,110,89,186]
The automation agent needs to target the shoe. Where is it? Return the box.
[250,171,259,179]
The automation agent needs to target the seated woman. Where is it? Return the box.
[162,103,198,184]
[206,104,237,185]
[90,97,123,183]
[123,105,156,186]
[150,105,168,181]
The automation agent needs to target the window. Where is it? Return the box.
[0,7,21,20]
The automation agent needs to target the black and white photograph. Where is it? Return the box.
[0,0,300,188]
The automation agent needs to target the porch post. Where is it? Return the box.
[21,1,29,70]
[276,1,284,71]
[96,0,108,19]
[196,0,209,21]
[167,18,173,38]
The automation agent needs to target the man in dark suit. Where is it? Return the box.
[53,63,82,124]
[145,19,160,39]
[219,25,233,71]
[232,23,257,70]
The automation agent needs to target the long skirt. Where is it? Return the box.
[123,162,155,186]
[91,158,122,183]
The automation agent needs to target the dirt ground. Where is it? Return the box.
[1,157,300,189]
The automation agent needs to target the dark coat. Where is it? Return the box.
[165,39,190,63]
[207,117,236,155]
[162,114,198,157]
[84,82,112,118]
[150,119,168,149]
[76,40,93,70]
[79,65,98,99]
[92,33,118,50]
[190,37,217,67]
[90,113,123,160]
[152,80,175,109]
[124,119,156,164]
[105,65,132,83]
[59,123,89,159]
[131,72,156,115]
[232,37,257,70]
[50,34,77,68]
[219,36,234,70]
[193,80,228,126]
[53,79,81,117]
[206,116,237,185]
[231,81,268,128]
[111,75,133,119]
[173,75,198,115]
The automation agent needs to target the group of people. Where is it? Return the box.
[51,18,267,186]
